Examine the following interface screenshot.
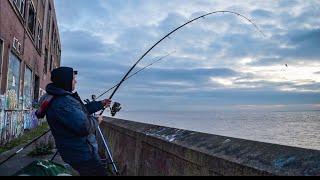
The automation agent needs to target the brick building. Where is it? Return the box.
[0,0,61,144]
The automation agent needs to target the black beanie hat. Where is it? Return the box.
[51,67,76,92]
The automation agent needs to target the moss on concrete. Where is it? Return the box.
[0,123,50,154]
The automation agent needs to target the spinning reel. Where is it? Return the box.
[110,102,122,117]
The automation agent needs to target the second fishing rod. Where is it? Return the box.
[90,51,176,116]
[98,10,266,117]
[91,52,175,175]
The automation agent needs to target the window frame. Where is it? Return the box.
[27,0,37,38]
[13,0,26,18]
[6,51,22,110]
[36,19,43,50]
[0,38,4,82]
[49,55,53,72]
[44,48,48,74]
[23,65,33,110]
[47,5,52,38]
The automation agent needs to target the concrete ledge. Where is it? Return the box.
[100,117,320,176]
[0,132,58,176]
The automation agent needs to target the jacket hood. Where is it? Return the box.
[51,67,74,92]
[46,83,72,96]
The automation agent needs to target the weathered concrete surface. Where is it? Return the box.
[0,132,63,176]
[100,117,320,176]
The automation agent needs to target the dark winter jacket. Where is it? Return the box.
[39,67,104,164]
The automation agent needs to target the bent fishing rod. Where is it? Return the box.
[0,10,265,173]
[95,51,176,100]
[99,10,266,116]
[0,53,174,169]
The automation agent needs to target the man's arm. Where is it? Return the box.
[54,99,99,136]
[85,99,112,114]
[85,101,104,114]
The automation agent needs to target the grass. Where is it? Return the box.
[27,144,54,157]
[0,123,50,154]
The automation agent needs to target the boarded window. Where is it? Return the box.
[7,52,21,110]
[23,67,32,110]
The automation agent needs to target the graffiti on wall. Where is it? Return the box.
[24,67,33,110]
[0,94,41,145]
[7,52,21,110]
[0,95,6,144]
[24,111,39,130]
[1,112,23,144]
[7,89,18,110]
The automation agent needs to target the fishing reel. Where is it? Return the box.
[110,102,122,117]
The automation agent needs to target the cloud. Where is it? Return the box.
[55,0,320,111]
[286,29,320,59]
[61,30,110,55]
[251,9,273,19]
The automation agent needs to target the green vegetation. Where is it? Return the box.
[0,123,50,154]
[28,143,54,157]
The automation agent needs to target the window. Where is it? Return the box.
[13,0,26,17]
[37,20,43,50]
[51,26,55,52]
[7,52,21,110]
[58,49,61,66]
[49,55,53,71]
[44,48,48,74]
[41,0,45,7]
[12,37,22,54]
[47,5,51,37]
[33,75,40,101]
[23,67,32,110]
[0,39,3,74]
[27,2,36,37]
[56,40,58,55]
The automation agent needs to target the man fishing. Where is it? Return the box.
[36,67,111,176]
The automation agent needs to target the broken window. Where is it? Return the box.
[13,0,26,17]
[27,2,36,37]
[23,66,32,110]
[7,52,21,110]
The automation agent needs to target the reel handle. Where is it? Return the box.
[110,102,122,117]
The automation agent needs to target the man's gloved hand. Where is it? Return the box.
[96,115,104,124]
[101,99,112,108]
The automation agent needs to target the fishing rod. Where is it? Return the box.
[91,53,175,175]
[0,10,265,174]
[99,10,266,116]
[0,44,176,173]
[0,52,177,170]
[95,51,176,101]
[0,51,177,168]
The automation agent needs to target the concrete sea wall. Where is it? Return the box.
[99,117,320,176]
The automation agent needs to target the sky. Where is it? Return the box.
[54,0,320,112]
